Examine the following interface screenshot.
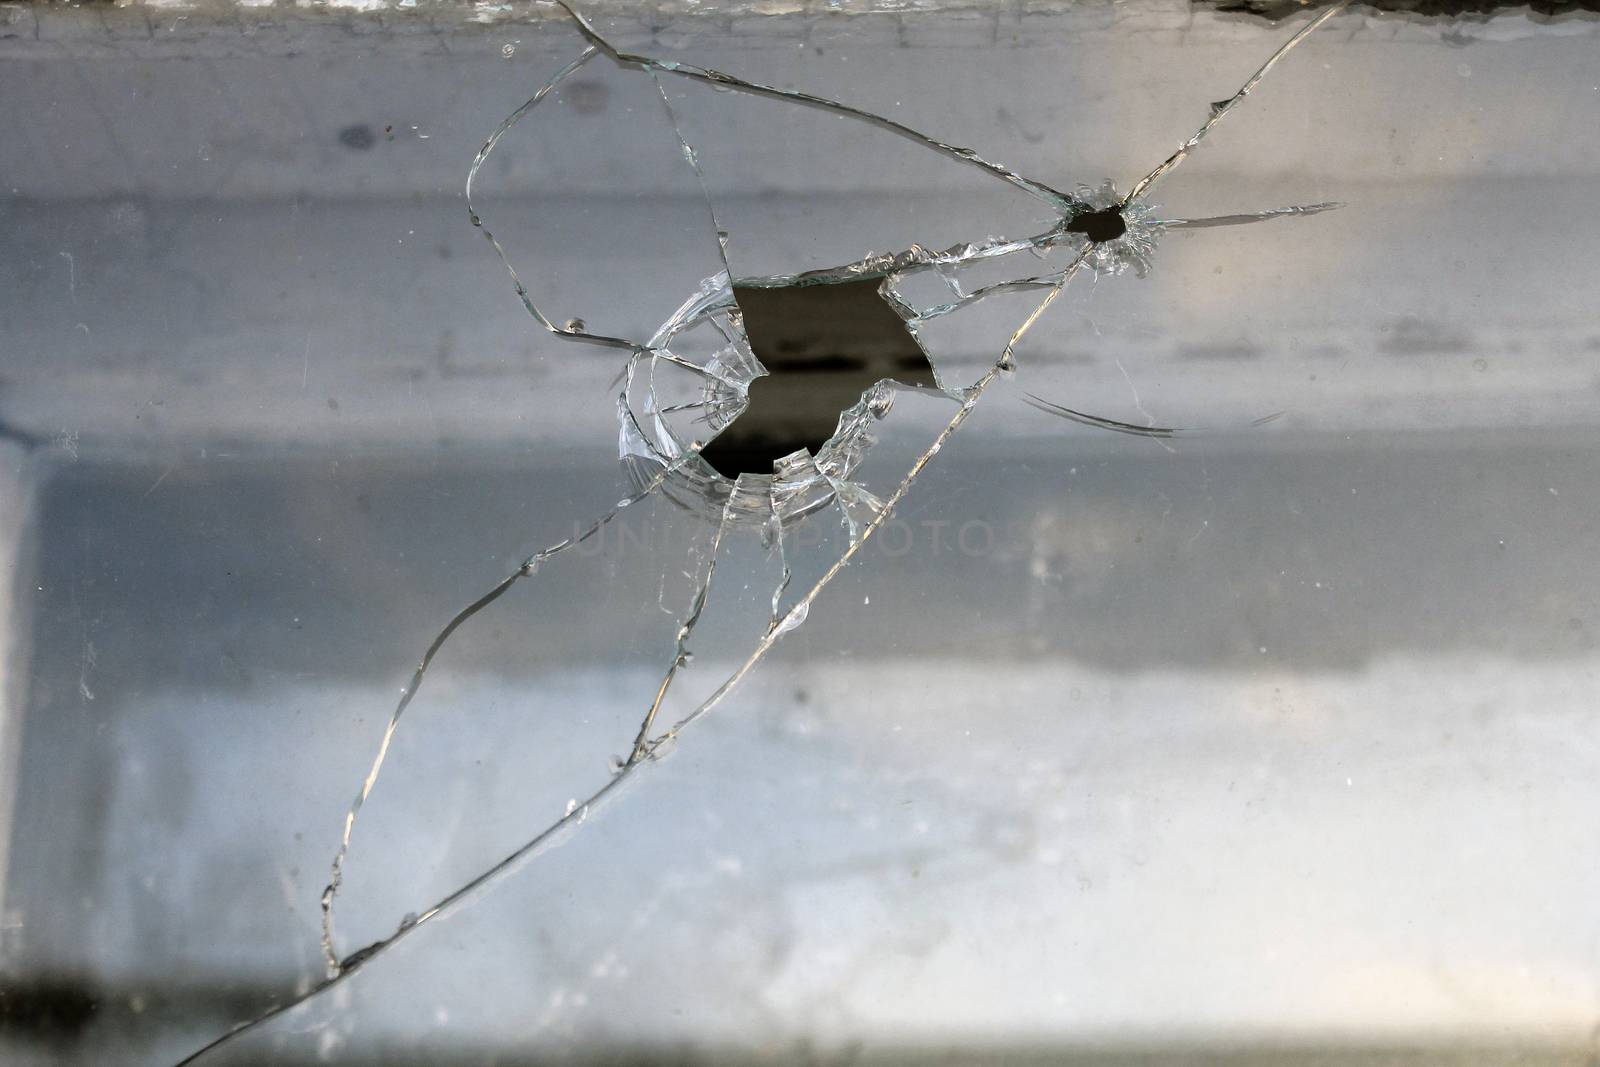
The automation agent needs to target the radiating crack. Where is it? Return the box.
[175,3,1353,1062]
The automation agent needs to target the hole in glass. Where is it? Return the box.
[1066,204,1127,243]
[699,277,937,478]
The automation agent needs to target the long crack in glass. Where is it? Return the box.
[174,3,1354,1061]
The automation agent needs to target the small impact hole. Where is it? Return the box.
[1066,206,1126,243]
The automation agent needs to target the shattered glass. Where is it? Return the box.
[3,0,1600,1064]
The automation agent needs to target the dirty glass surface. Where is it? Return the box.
[2,1,1599,1064]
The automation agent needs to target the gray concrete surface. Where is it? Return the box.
[0,444,37,954]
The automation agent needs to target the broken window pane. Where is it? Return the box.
[2,2,1600,1065]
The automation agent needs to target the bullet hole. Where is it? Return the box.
[338,124,377,151]
[699,278,937,479]
[1066,205,1127,243]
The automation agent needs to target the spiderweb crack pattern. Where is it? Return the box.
[174,3,1353,1062]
